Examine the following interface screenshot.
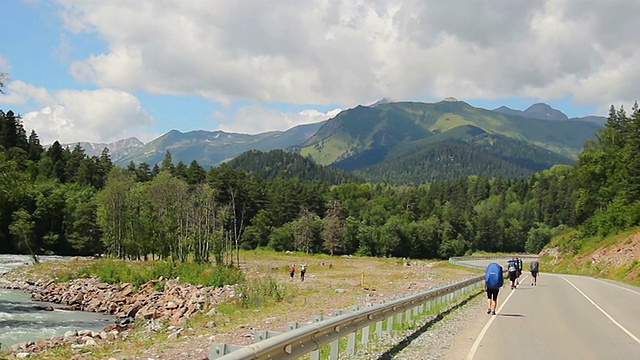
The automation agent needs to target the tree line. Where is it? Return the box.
[1,100,638,263]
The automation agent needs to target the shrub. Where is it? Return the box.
[235,277,288,308]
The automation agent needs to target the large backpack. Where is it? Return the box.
[530,261,539,272]
[507,260,517,273]
[485,262,504,289]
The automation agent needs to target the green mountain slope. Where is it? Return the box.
[348,127,575,184]
[226,149,362,184]
[301,100,601,167]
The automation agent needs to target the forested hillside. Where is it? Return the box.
[301,100,602,167]
[1,101,638,263]
[346,131,574,184]
[226,149,362,184]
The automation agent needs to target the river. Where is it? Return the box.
[0,255,116,349]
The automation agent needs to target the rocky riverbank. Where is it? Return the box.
[0,274,235,356]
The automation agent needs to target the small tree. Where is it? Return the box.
[322,199,345,255]
[293,208,321,254]
[9,209,38,263]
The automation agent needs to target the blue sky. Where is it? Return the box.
[1,1,638,145]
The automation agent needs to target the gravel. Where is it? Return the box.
[347,291,487,360]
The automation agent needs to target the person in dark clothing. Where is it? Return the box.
[289,264,295,280]
[530,260,539,286]
[484,262,503,315]
[300,264,307,281]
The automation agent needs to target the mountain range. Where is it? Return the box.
[299,100,602,166]
[60,100,605,182]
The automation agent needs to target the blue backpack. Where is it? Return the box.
[485,262,504,289]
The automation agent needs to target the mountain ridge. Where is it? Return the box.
[56,100,605,179]
[300,100,602,167]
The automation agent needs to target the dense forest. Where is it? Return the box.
[352,134,574,184]
[1,100,639,263]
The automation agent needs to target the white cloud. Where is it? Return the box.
[1,81,153,144]
[217,105,341,134]
[0,81,53,105]
[54,0,640,114]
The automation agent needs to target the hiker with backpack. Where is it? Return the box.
[530,260,539,286]
[289,264,296,280]
[484,262,504,315]
[517,257,523,278]
[507,258,518,289]
[300,264,307,281]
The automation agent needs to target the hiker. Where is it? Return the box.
[289,264,295,280]
[300,264,307,281]
[530,260,539,286]
[517,257,523,278]
[507,258,518,289]
[484,262,503,315]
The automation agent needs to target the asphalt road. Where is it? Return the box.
[461,259,640,360]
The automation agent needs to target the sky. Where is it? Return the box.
[1,0,639,145]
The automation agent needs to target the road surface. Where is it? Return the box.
[459,259,640,359]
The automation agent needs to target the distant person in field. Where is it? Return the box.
[530,260,539,286]
[507,258,518,289]
[484,262,503,315]
[289,264,295,280]
[300,264,307,281]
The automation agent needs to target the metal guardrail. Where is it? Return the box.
[211,271,485,360]
[210,255,534,359]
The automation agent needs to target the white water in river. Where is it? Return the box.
[0,255,116,349]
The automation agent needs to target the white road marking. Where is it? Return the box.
[561,276,640,345]
[466,275,527,360]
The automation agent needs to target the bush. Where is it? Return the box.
[235,277,288,308]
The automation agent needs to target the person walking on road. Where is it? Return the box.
[484,262,503,315]
[530,260,539,286]
[517,257,523,278]
[507,258,518,289]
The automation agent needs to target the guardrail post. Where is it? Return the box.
[386,315,394,333]
[330,339,339,360]
[210,343,245,359]
[347,331,357,355]
[362,324,371,347]
[254,330,282,342]
[376,320,383,338]
[287,322,306,331]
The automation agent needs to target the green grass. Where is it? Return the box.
[430,114,474,133]
[540,227,640,286]
[56,258,245,288]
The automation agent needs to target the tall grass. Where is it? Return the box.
[235,277,289,308]
[60,259,244,287]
